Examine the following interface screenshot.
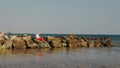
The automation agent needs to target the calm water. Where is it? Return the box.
[0,47,120,68]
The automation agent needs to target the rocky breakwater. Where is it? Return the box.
[0,33,114,49]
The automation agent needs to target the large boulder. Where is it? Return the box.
[49,38,62,48]
[12,37,27,49]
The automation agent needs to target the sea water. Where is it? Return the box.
[0,47,120,68]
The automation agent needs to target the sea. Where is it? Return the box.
[0,33,119,68]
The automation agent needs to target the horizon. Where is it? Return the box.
[0,0,120,34]
[4,31,120,35]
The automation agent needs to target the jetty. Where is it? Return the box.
[0,32,114,49]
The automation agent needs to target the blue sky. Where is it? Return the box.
[0,0,120,34]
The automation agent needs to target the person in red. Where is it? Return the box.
[35,33,45,42]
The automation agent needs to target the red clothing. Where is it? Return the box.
[37,37,45,42]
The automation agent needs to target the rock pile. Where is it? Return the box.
[0,33,114,49]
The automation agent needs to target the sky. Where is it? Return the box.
[0,0,120,34]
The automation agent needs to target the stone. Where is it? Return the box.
[68,39,78,48]
[0,40,4,46]
[69,33,77,39]
[34,39,50,48]
[40,42,50,48]
[94,40,102,47]
[88,41,95,48]
[104,40,113,47]
[79,39,87,47]
[25,40,38,48]
[50,38,62,48]
[3,40,13,49]
[22,35,38,48]
[12,37,27,49]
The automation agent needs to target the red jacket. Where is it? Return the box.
[37,37,45,42]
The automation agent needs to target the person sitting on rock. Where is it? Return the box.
[35,33,45,42]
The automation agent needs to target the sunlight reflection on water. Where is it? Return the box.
[0,47,120,68]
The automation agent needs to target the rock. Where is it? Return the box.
[49,38,62,48]
[94,40,102,47]
[79,39,87,47]
[69,33,77,39]
[25,40,38,48]
[88,41,95,48]
[12,37,27,49]
[46,36,55,42]
[61,43,67,47]
[3,40,13,49]
[81,41,87,47]
[104,40,113,47]
[4,35,10,40]
[61,38,67,47]
[0,40,4,46]
[68,39,78,48]
[22,36,31,41]
[22,35,38,48]
[40,42,50,48]
[34,39,50,48]
[10,36,17,41]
